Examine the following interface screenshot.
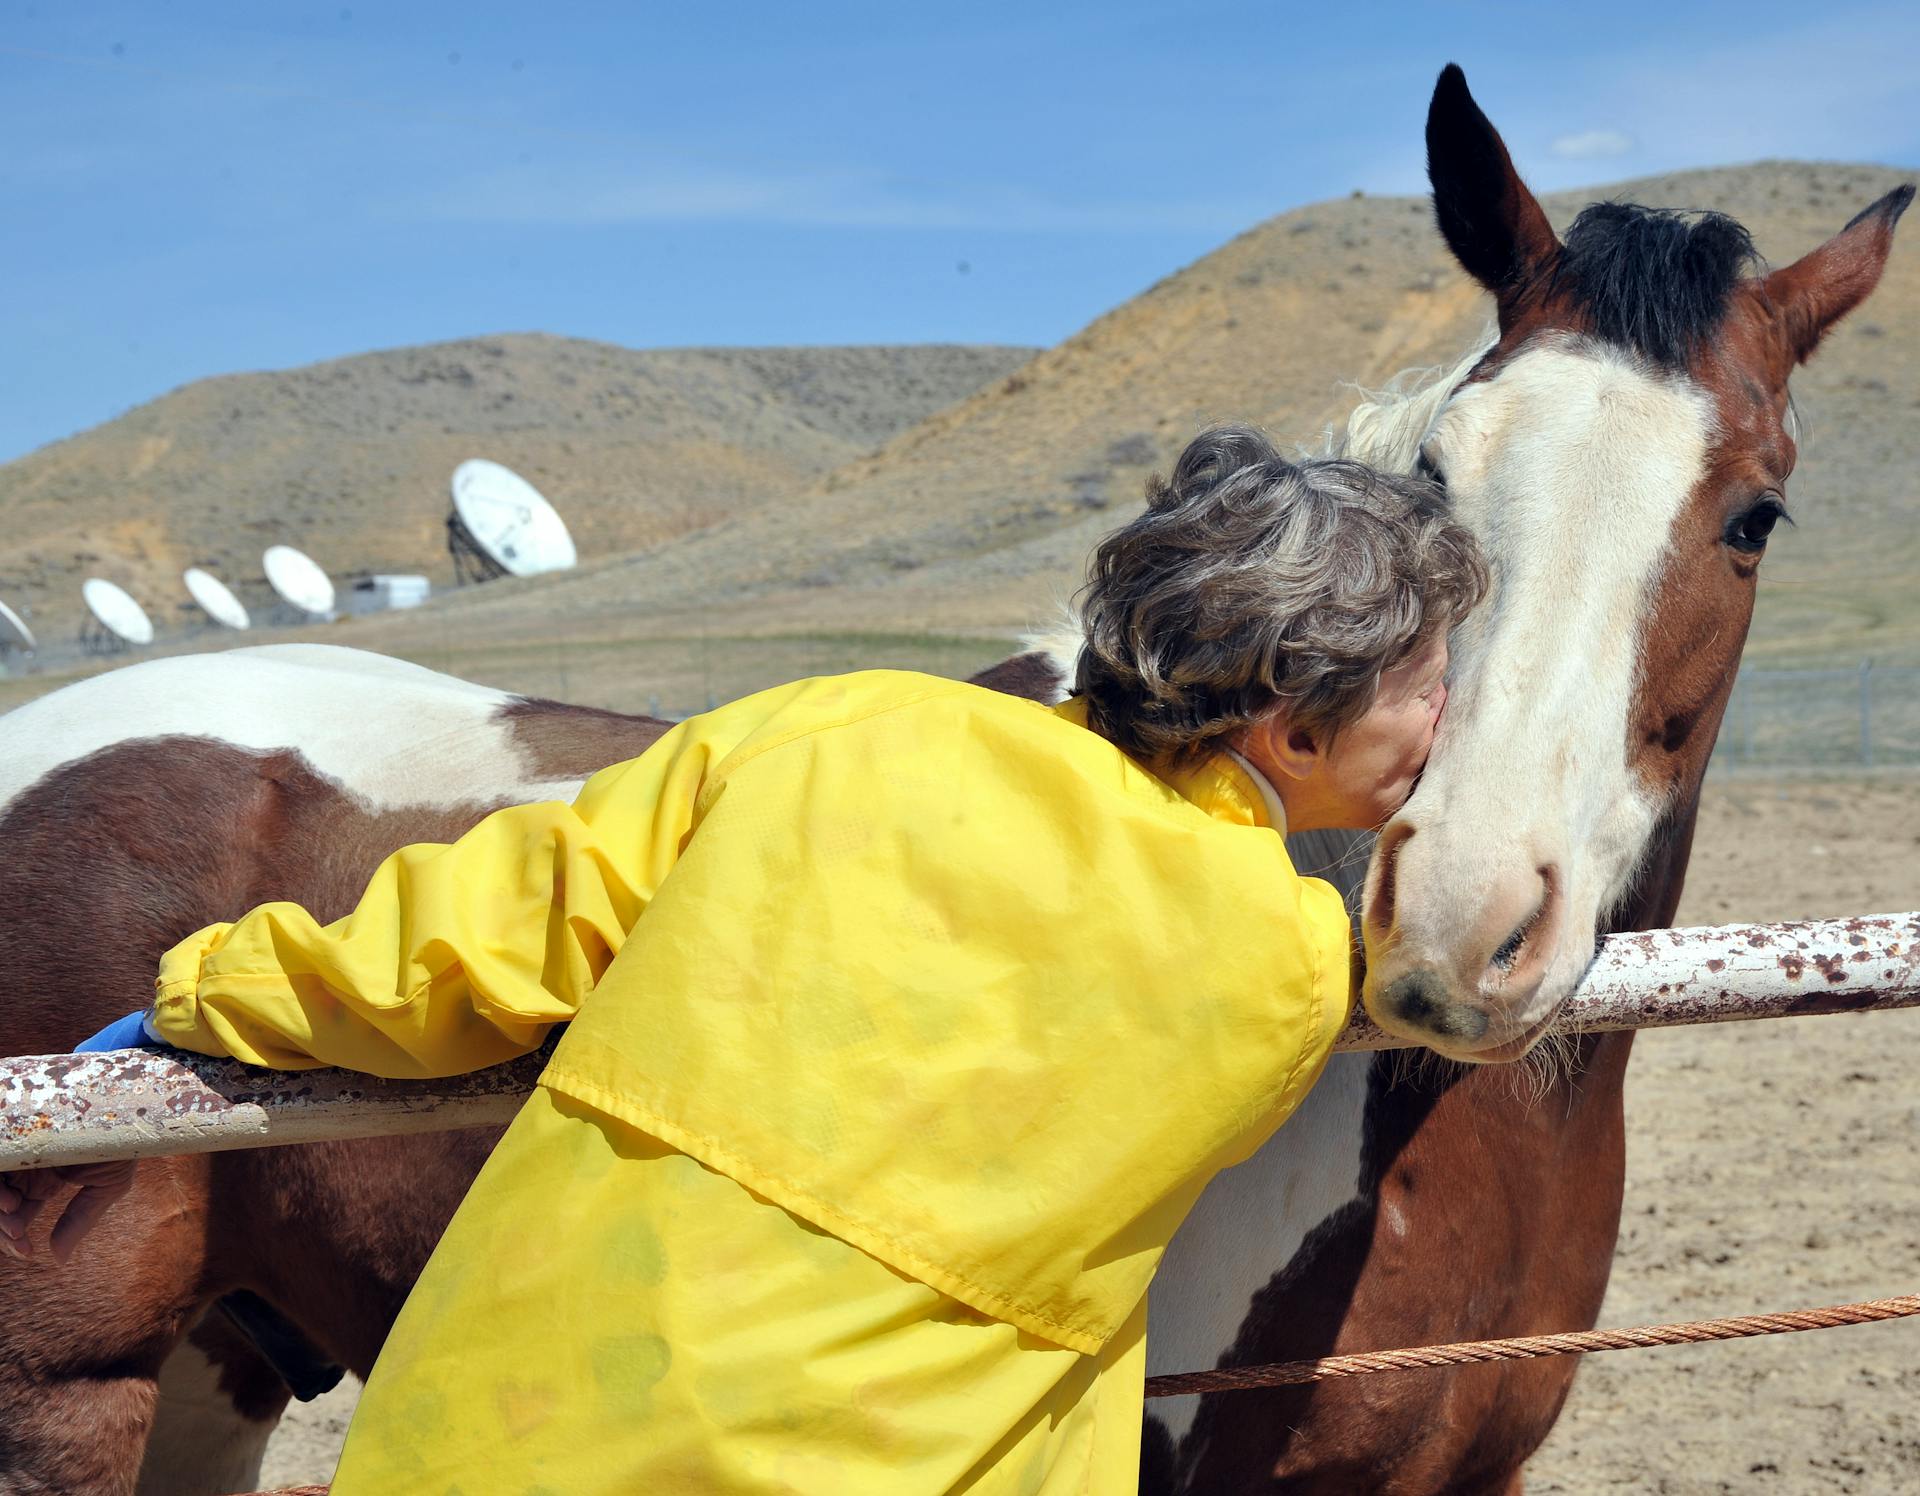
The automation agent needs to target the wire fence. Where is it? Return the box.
[1712,663,1920,770]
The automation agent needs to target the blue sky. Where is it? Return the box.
[5,1,1919,462]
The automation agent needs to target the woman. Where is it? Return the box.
[11,426,1484,1492]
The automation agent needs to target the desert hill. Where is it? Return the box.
[346,160,1920,692]
[4,159,1916,720]
[0,337,1036,630]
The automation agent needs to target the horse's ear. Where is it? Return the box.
[1426,64,1559,314]
[1762,184,1914,365]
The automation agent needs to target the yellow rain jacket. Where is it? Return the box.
[152,671,1352,1494]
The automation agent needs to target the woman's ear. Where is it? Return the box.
[1271,723,1325,784]
[1242,713,1324,785]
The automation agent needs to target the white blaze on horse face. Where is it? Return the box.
[1363,336,1714,1058]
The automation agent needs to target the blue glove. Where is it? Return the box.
[73,1011,164,1053]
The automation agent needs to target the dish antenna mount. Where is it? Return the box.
[447,459,578,583]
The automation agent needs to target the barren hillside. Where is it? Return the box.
[341,161,1919,679]
[0,337,1035,630]
[4,160,1916,719]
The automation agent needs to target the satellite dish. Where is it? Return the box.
[80,578,154,652]
[183,567,251,630]
[0,599,35,654]
[263,545,337,619]
[448,459,578,583]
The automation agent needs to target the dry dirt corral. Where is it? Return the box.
[256,775,1920,1494]
[1529,777,1920,1496]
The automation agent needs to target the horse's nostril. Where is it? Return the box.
[1490,920,1531,971]
[1488,867,1559,974]
[1367,820,1416,936]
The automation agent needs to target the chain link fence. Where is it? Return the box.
[1712,663,1920,770]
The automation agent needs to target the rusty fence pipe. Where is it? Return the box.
[0,1045,556,1171]
[4,912,1918,1171]
[1334,909,1920,1049]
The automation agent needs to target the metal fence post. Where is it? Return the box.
[1860,659,1874,768]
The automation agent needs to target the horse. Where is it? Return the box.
[1134,68,1910,1494]
[0,64,1906,1496]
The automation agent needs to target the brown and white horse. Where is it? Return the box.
[1136,68,1909,1495]
[0,66,1907,1496]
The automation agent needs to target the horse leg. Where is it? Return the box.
[0,1310,283,1496]
[0,1373,154,1496]
[135,1312,289,1496]
[0,1158,210,1496]
[206,1128,507,1382]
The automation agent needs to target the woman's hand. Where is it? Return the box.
[0,1009,164,1260]
[0,1160,137,1262]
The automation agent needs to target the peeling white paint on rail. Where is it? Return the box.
[4,913,1917,1170]
[0,1045,556,1170]
[1337,910,1920,1049]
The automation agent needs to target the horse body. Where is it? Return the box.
[0,641,1377,1495]
[0,646,665,1494]
[0,65,1907,1496]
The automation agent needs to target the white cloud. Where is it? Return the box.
[1550,129,1635,161]
[1530,3,1920,185]
[405,159,1272,235]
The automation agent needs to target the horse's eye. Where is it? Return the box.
[1725,497,1789,553]
[1415,449,1447,487]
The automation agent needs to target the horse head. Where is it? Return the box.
[1361,65,1911,1061]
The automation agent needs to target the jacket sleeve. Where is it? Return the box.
[149,715,728,1077]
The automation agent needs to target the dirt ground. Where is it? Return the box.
[255,775,1920,1494]
[1528,777,1920,1496]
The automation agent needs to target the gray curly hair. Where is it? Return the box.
[1075,425,1488,762]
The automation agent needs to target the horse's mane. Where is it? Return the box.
[1325,333,1495,471]
[1327,205,1759,464]
[1550,203,1758,369]
[1328,203,1759,469]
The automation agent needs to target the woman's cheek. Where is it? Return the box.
[1404,716,1432,774]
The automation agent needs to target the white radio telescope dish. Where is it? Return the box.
[449,459,578,581]
[183,567,252,630]
[81,578,154,648]
[0,599,35,654]
[263,545,337,618]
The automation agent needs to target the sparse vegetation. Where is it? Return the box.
[1,160,1914,712]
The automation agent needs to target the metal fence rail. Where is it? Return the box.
[1714,662,1920,769]
[3,912,1916,1172]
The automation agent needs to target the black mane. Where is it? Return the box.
[1550,202,1758,367]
